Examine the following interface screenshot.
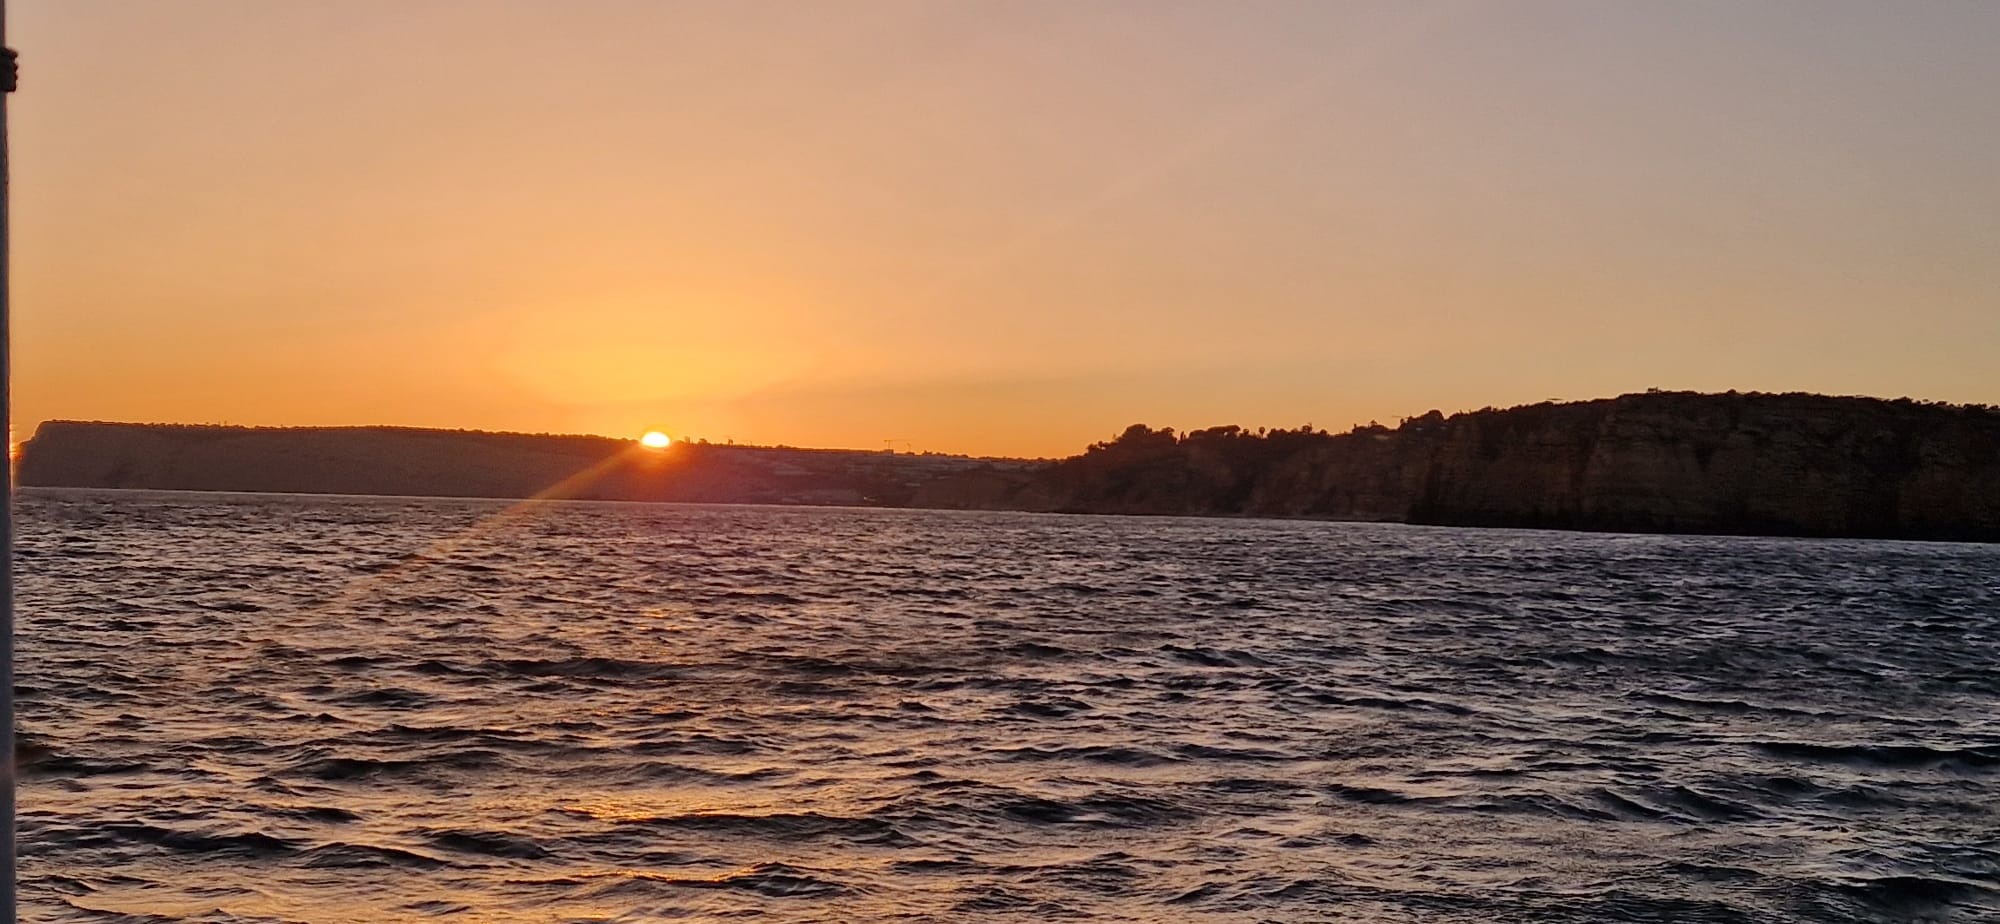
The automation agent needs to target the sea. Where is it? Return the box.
[13,489,1999,923]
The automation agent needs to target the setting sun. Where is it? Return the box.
[639,431,672,449]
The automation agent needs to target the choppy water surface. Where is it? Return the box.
[14,489,2000,923]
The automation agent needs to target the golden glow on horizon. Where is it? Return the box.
[639,432,672,449]
[9,4,1997,456]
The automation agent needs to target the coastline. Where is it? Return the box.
[17,390,2000,544]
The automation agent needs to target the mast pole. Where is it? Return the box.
[1,0,16,917]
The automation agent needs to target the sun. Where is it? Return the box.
[639,431,672,449]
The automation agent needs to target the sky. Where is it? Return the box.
[11,1,1998,457]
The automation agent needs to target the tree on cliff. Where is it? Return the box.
[1088,424,1179,456]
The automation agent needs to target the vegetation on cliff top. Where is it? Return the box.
[1040,391,2000,537]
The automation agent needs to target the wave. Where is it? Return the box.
[1753,740,2000,770]
[602,810,914,846]
[484,656,690,682]
[1830,874,2000,918]
[297,842,446,869]
[573,864,852,900]
[86,823,296,858]
[986,744,1180,767]
[291,748,508,781]
[424,828,551,860]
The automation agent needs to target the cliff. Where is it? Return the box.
[1405,392,2000,540]
[18,392,2000,541]
[1038,392,2000,542]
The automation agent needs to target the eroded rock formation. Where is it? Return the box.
[1037,392,2000,541]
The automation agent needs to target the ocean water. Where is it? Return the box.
[13,488,2000,924]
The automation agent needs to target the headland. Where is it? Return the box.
[17,391,2000,542]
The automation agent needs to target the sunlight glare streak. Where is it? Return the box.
[313,446,651,615]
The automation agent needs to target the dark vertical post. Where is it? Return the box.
[0,0,15,917]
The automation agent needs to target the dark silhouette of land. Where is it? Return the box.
[14,424,1043,509]
[18,391,2000,541]
[1039,391,2000,542]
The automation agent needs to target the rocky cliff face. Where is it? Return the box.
[1407,393,2000,540]
[1039,393,2000,541]
[1243,431,1433,520]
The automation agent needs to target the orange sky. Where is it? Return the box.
[11,1,1998,457]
